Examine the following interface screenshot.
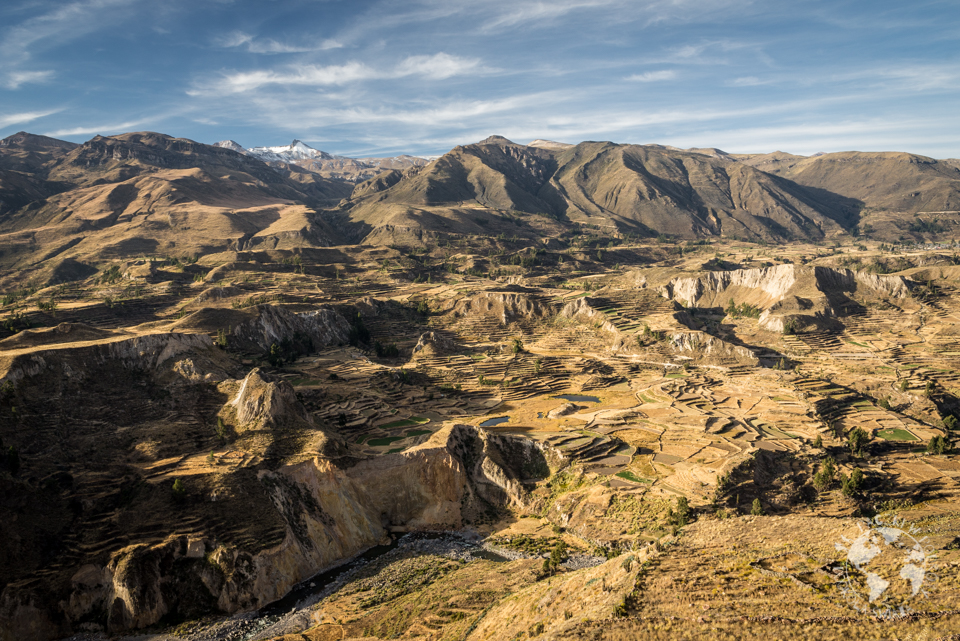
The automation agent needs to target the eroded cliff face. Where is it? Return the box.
[230,305,351,353]
[0,423,563,640]
[659,265,914,332]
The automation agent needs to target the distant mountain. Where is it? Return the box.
[0,131,353,285]
[341,135,860,244]
[214,139,430,183]
[3,129,959,287]
[737,150,960,214]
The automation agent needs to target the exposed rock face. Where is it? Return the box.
[669,331,759,365]
[230,305,350,352]
[547,402,580,419]
[412,331,459,356]
[452,292,555,325]
[559,297,618,334]
[0,424,564,639]
[0,332,214,385]
[659,265,914,332]
[228,368,314,431]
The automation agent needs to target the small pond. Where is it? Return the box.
[479,416,510,427]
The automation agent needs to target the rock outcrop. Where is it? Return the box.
[659,265,914,332]
[452,292,555,325]
[230,305,351,352]
[412,331,459,356]
[0,424,565,640]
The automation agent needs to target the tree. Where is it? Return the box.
[841,468,864,497]
[925,381,936,397]
[751,498,764,516]
[927,435,952,455]
[673,496,691,526]
[813,434,823,448]
[899,379,909,392]
[848,427,872,457]
[172,478,186,501]
[511,337,524,355]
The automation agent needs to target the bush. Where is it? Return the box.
[813,434,823,448]
[899,379,909,392]
[944,415,958,431]
[751,498,764,516]
[172,478,186,501]
[511,337,524,354]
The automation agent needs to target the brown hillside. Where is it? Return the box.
[740,150,960,214]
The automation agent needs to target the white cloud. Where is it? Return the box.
[43,119,150,137]
[0,109,62,129]
[626,70,676,82]
[214,30,342,54]
[190,53,488,95]
[729,76,765,86]
[0,0,138,66]
[5,70,55,89]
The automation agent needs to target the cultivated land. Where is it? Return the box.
[0,131,959,640]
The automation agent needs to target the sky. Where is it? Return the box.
[0,0,958,158]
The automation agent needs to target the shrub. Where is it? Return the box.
[878,397,891,410]
[511,337,524,354]
[899,379,909,392]
[813,434,823,448]
[751,498,764,516]
[925,381,936,397]
[944,415,958,431]
[172,478,186,501]
[215,327,229,348]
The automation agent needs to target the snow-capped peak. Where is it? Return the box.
[247,139,332,162]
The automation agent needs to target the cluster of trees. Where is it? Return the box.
[725,298,761,319]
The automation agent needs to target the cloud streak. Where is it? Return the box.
[189,53,490,95]
[0,109,62,129]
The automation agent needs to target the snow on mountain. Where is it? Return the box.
[211,139,431,182]
[246,139,334,162]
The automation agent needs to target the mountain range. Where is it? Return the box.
[213,139,430,183]
[1,129,959,288]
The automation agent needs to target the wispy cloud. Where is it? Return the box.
[4,69,55,89]
[0,109,62,129]
[626,70,676,82]
[214,30,343,54]
[0,0,139,66]
[44,119,151,137]
[189,53,489,95]
[729,76,766,86]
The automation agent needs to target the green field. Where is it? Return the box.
[615,470,653,484]
[367,436,408,446]
[877,428,919,442]
[379,416,430,429]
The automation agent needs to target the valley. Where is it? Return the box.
[0,131,958,640]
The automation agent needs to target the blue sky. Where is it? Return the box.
[0,0,958,157]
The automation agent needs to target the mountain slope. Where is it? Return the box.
[215,139,430,183]
[342,136,860,243]
[0,133,353,280]
[739,151,960,214]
